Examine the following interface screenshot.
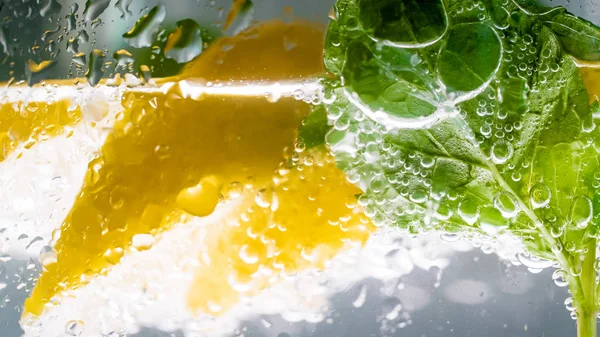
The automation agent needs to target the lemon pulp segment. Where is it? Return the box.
[0,98,80,161]
[188,149,372,313]
[581,67,600,103]
[23,20,334,316]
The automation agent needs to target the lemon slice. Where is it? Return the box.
[21,20,374,318]
[187,148,371,314]
[581,67,600,103]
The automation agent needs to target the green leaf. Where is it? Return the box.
[357,0,448,47]
[437,22,502,93]
[323,0,600,311]
[340,38,440,124]
[545,13,600,62]
[298,105,329,149]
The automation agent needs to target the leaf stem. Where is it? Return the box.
[577,309,597,337]
[450,117,573,274]
[580,240,597,306]
[575,239,598,337]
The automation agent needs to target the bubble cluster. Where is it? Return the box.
[323,0,600,281]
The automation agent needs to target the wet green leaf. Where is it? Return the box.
[322,0,600,311]
[546,14,600,62]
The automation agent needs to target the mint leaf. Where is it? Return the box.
[324,0,600,328]
[437,22,502,92]
[545,13,600,62]
[357,0,448,47]
[298,105,329,149]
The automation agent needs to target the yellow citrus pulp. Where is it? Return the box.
[19,20,374,318]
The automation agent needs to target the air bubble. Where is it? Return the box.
[409,189,427,204]
[529,183,551,209]
[227,182,244,198]
[65,320,84,336]
[570,196,593,229]
[39,246,57,267]
[132,234,155,251]
[352,284,368,308]
[458,198,480,225]
[552,269,569,287]
[493,192,520,218]
[239,244,259,264]
[255,188,276,209]
[490,141,513,164]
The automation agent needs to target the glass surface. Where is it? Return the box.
[0,1,598,337]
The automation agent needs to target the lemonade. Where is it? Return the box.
[1,1,600,337]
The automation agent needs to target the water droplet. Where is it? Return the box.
[294,139,306,153]
[255,188,276,209]
[239,244,259,264]
[409,189,427,204]
[123,5,166,48]
[39,246,57,267]
[458,198,480,225]
[164,19,203,63]
[116,0,133,19]
[490,6,509,29]
[490,141,513,164]
[260,317,273,328]
[86,49,106,87]
[153,144,171,159]
[223,0,255,35]
[493,191,520,218]
[381,297,403,320]
[420,156,435,168]
[73,53,86,67]
[435,203,453,221]
[571,196,593,229]
[40,0,62,18]
[440,232,461,242]
[564,297,576,311]
[176,176,221,217]
[479,207,507,235]
[352,284,367,308]
[84,0,111,21]
[113,49,134,67]
[26,59,55,86]
[570,265,583,276]
[517,253,553,271]
[410,54,422,66]
[552,269,569,287]
[226,181,244,198]
[132,233,155,251]
[103,247,124,265]
[529,183,551,208]
[65,320,84,336]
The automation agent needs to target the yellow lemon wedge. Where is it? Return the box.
[581,67,600,103]
[22,20,374,318]
[0,94,81,161]
[187,148,372,314]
